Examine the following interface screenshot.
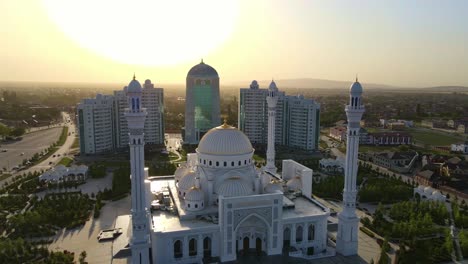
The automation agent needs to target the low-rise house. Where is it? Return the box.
[367,132,412,145]
[319,157,345,174]
[413,185,446,202]
[39,164,88,182]
[329,126,347,141]
[361,151,418,173]
[450,141,468,154]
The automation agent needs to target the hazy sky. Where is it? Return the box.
[1,0,468,87]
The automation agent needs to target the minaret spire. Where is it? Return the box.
[336,79,365,256]
[265,80,279,174]
[125,76,150,264]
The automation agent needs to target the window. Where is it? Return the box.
[296,226,303,242]
[216,161,219,167]
[231,161,234,166]
[195,204,198,208]
[308,224,315,241]
[189,238,197,256]
[174,240,182,258]
[224,161,227,167]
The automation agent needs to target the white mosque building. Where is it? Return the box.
[124,75,364,263]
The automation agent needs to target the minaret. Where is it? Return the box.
[336,77,365,256]
[265,80,278,174]
[125,75,151,264]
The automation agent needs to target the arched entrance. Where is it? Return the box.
[283,227,291,253]
[235,214,268,256]
[203,237,211,257]
[256,238,262,255]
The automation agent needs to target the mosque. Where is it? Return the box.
[124,62,364,263]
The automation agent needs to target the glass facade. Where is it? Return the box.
[194,83,213,130]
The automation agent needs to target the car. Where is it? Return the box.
[1,149,7,152]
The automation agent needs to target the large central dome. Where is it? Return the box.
[187,60,219,78]
[197,124,253,155]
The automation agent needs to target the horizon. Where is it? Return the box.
[2,1,468,87]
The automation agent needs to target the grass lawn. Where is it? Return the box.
[56,126,69,146]
[57,157,73,167]
[407,128,462,145]
[253,154,265,162]
[71,136,79,149]
[0,174,11,181]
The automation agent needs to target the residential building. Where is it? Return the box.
[77,94,115,154]
[451,142,468,154]
[239,80,320,151]
[77,78,164,154]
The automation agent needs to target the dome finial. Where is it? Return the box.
[355,74,358,82]
[133,73,136,80]
[201,58,204,64]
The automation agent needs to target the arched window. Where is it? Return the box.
[296,225,303,242]
[188,203,191,208]
[132,98,136,110]
[238,161,241,166]
[216,161,219,167]
[244,160,247,165]
[189,238,197,256]
[231,161,234,166]
[308,224,315,241]
[174,240,182,258]
[224,161,227,167]
[136,98,140,109]
[209,161,212,166]
[195,204,198,208]
[203,237,212,257]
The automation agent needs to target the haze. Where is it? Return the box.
[1,0,468,87]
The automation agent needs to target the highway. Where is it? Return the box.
[0,112,76,187]
[0,128,61,171]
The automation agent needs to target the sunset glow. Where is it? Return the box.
[41,0,239,66]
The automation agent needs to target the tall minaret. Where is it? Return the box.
[125,75,150,264]
[265,80,278,174]
[336,77,365,256]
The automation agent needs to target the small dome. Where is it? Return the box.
[197,124,254,155]
[350,80,363,95]
[144,79,151,85]
[286,176,302,191]
[174,166,189,181]
[264,182,283,194]
[250,80,259,89]
[128,76,142,93]
[217,177,253,197]
[269,80,278,91]
[185,187,204,202]
[187,60,218,78]
[424,186,433,195]
[178,171,197,190]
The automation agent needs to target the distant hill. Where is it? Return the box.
[421,86,468,93]
[227,78,399,90]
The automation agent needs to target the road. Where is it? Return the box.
[0,112,76,187]
[165,133,183,162]
[0,127,62,171]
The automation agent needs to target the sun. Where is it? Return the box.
[41,0,239,66]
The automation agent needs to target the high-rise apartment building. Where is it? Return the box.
[77,78,164,154]
[77,94,115,154]
[239,80,320,151]
[183,60,220,144]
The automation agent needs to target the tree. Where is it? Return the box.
[10,127,25,137]
[79,250,87,264]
